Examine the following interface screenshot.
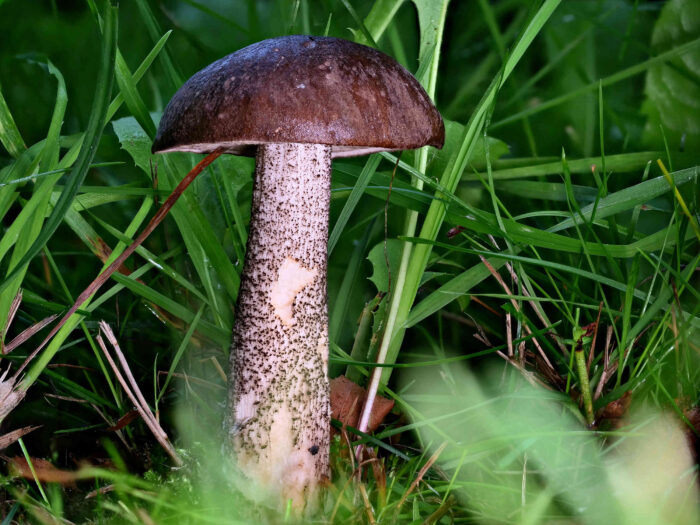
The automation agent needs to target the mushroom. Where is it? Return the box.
[151,35,443,509]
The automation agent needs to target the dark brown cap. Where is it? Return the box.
[152,35,444,158]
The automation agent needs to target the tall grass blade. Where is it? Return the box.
[0,3,118,295]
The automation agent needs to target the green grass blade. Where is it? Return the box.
[469,151,698,181]
[340,0,379,47]
[133,0,183,91]
[411,163,697,326]
[356,0,405,45]
[329,219,377,344]
[375,0,562,386]
[550,167,699,233]
[105,30,172,123]
[0,2,118,295]
[328,154,380,255]
[157,304,206,405]
[491,35,700,130]
[114,51,157,139]
[0,85,25,158]
[0,60,69,336]
[109,272,227,345]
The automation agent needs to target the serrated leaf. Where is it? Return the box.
[367,239,403,293]
[112,115,154,173]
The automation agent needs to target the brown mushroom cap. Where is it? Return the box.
[151,35,444,158]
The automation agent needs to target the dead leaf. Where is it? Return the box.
[595,391,632,430]
[599,391,632,420]
[5,456,79,486]
[0,367,26,422]
[330,375,394,433]
[106,409,139,431]
[85,484,115,499]
[0,425,41,450]
[3,313,59,355]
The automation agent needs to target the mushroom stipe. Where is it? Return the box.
[152,35,444,511]
[227,143,332,508]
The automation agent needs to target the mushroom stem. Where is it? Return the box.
[226,142,331,509]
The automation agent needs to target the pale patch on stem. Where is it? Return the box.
[270,257,318,326]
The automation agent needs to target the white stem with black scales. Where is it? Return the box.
[226,143,331,509]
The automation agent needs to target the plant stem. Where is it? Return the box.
[573,312,595,426]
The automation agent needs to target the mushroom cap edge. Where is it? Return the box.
[151,35,445,159]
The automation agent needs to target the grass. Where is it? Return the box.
[0,0,699,523]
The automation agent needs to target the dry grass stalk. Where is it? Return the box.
[421,495,455,525]
[506,311,513,358]
[329,469,356,523]
[44,393,87,404]
[594,325,615,400]
[586,302,603,371]
[96,321,182,466]
[90,403,132,452]
[3,313,58,356]
[495,351,552,390]
[0,291,54,424]
[396,441,448,512]
[0,425,41,450]
[359,482,376,525]
[85,484,115,499]
[135,509,157,525]
[329,457,381,523]
[500,256,569,357]
[1,290,23,347]
[479,255,554,370]
[0,365,26,423]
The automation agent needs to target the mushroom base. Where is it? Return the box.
[226,143,331,511]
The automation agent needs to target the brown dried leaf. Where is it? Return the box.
[330,375,394,432]
[0,368,26,422]
[1,290,23,352]
[6,456,79,486]
[599,391,632,420]
[106,409,139,431]
[85,484,115,499]
[0,425,41,450]
[3,313,59,355]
